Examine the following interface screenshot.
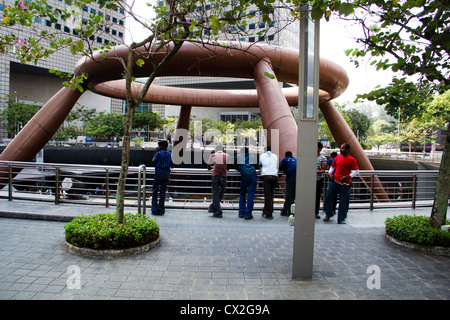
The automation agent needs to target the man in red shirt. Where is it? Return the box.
[323,143,359,224]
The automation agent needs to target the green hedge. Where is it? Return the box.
[64,213,160,250]
[385,215,450,247]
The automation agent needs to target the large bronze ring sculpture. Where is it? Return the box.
[0,41,388,200]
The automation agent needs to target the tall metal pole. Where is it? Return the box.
[292,6,320,279]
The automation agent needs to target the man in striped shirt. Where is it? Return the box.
[151,140,173,215]
[316,142,328,219]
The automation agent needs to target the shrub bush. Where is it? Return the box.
[361,142,372,150]
[64,213,160,250]
[385,215,450,247]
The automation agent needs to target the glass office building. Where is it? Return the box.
[0,0,126,138]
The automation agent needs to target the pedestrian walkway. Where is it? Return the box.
[0,198,448,302]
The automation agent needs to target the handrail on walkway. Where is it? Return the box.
[0,160,439,211]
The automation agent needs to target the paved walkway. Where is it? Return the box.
[0,198,448,302]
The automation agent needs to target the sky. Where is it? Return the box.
[319,17,395,105]
[124,1,396,107]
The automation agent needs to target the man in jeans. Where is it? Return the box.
[279,151,297,217]
[259,145,278,219]
[207,145,229,218]
[323,143,359,224]
[151,140,173,215]
[316,142,328,219]
[235,147,258,220]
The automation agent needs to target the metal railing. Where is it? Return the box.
[365,150,443,163]
[0,160,440,211]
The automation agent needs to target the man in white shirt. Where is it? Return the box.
[259,146,278,219]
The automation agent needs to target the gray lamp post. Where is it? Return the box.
[292,5,320,279]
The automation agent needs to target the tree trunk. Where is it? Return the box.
[115,102,137,223]
[113,39,186,223]
[430,123,450,228]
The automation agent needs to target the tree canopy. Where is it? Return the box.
[341,0,449,116]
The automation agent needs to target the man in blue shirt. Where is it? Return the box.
[151,140,172,215]
[327,151,338,169]
[279,151,297,216]
[235,147,258,220]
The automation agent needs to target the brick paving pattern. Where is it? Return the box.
[0,200,449,300]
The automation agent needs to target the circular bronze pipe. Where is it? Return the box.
[253,57,298,158]
[0,87,83,184]
[76,42,348,102]
[172,105,192,165]
[320,101,389,201]
[94,81,330,107]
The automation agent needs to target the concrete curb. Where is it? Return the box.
[385,234,450,256]
[0,210,74,222]
[65,237,160,258]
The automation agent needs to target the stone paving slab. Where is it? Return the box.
[0,199,449,303]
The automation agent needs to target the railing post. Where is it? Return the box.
[105,169,109,208]
[412,174,417,209]
[8,165,12,201]
[369,173,374,211]
[323,174,327,211]
[142,165,146,215]
[137,164,146,215]
[138,166,142,214]
[55,167,60,205]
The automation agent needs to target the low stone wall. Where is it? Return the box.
[65,238,160,258]
[385,234,450,256]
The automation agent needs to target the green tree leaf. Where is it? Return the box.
[136,59,145,67]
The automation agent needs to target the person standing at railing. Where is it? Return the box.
[151,140,173,215]
[326,151,338,214]
[316,142,328,219]
[235,147,258,220]
[207,145,229,218]
[323,143,359,224]
[327,151,338,170]
[279,150,297,217]
[259,145,278,219]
